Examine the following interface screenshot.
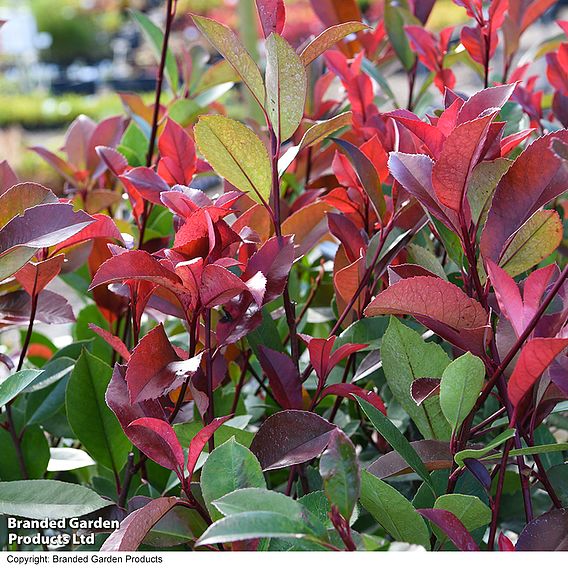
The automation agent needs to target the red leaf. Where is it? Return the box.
[0,160,18,195]
[241,235,294,305]
[89,324,131,361]
[120,167,170,206]
[328,342,367,371]
[126,323,202,403]
[480,130,568,263]
[87,116,126,176]
[64,115,96,171]
[457,84,516,125]
[106,364,167,440]
[365,276,488,354]
[14,255,65,295]
[89,250,187,299]
[157,120,197,185]
[319,383,386,414]
[433,111,497,211]
[508,337,568,409]
[187,415,233,479]
[310,0,361,27]
[417,509,480,551]
[127,418,185,477]
[500,128,535,156]
[95,146,128,177]
[498,532,515,551]
[200,263,248,308]
[100,497,179,551]
[52,214,123,253]
[254,0,286,38]
[486,260,525,337]
[257,346,303,410]
[30,146,76,185]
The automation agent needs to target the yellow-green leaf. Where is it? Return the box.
[499,210,563,277]
[265,33,307,142]
[192,15,265,107]
[194,115,272,204]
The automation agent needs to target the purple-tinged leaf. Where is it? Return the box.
[242,235,295,304]
[127,418,185,477]
[410,378,441,406]
[417,508,479,551]
[0,160,18,195]
[0,203,93,256]
[463,458,492,490]
[89,324,131,361]
[0,290,74,326]
[257,346,302,410]
[0,182,58,227]
[457,84,515,125]
[515,508,568,551]
[120,167,170,206]
[101,497,180,551]
[250,410,337,471]
[64,114,96,170]
[200,264,248,308]
[367,440,452,479]
[480,130,568,263]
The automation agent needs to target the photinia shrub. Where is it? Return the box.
[0,0,567,553]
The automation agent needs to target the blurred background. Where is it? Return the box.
[0,0,565,189]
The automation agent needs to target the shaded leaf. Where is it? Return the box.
[417,508,479,551]
[515,508,568,551]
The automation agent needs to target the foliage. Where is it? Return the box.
[1,0,568,554]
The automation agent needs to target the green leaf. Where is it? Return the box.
[25,357,74,392]
[299,490,359,529]
[433,494,491,533]
[118,123,147,167]
[0,370,42,407]
[335,316,389,351]
[384,1,417,71]
[194,115,272,205]
[468,158,511,226]
[174,421,253,450]
[196,511,316,547]
[499,210,563,278]
[130,10,179,93]
[26,375,69,426]
[192,15,265,106]
[486,442,568,461]
[454,428,516,467]
[360,470,431,549]
[0,480,109,519]
[381,317,451,440]
[65,350,131,473]
[319,430,360,520]
[355,396,436,495]
[407,244,447,280]
[200,438,266,521]
[0,426,49,480]
[265,33,307,141]
[212,487,327,539]
[439,352,485,433]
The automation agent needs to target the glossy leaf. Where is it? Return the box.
[257,346,302,410]
[417,509,479,551]
[0,480,109,520]
[186,416,233,479]
[356,396,435,494]
[439,352,485,432]
[515,508,568,551]
[0,370,42,407]
[201,438,266,521]
[360,470,431,549]
[250,410,337,471]
[66,351,130,472]
[433,494,491,533]
[319,429,360,520]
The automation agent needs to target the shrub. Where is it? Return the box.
[0,0,567,553]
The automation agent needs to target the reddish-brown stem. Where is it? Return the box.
[204,309,214,450]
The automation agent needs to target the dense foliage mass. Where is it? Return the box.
[1,0,568,553]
